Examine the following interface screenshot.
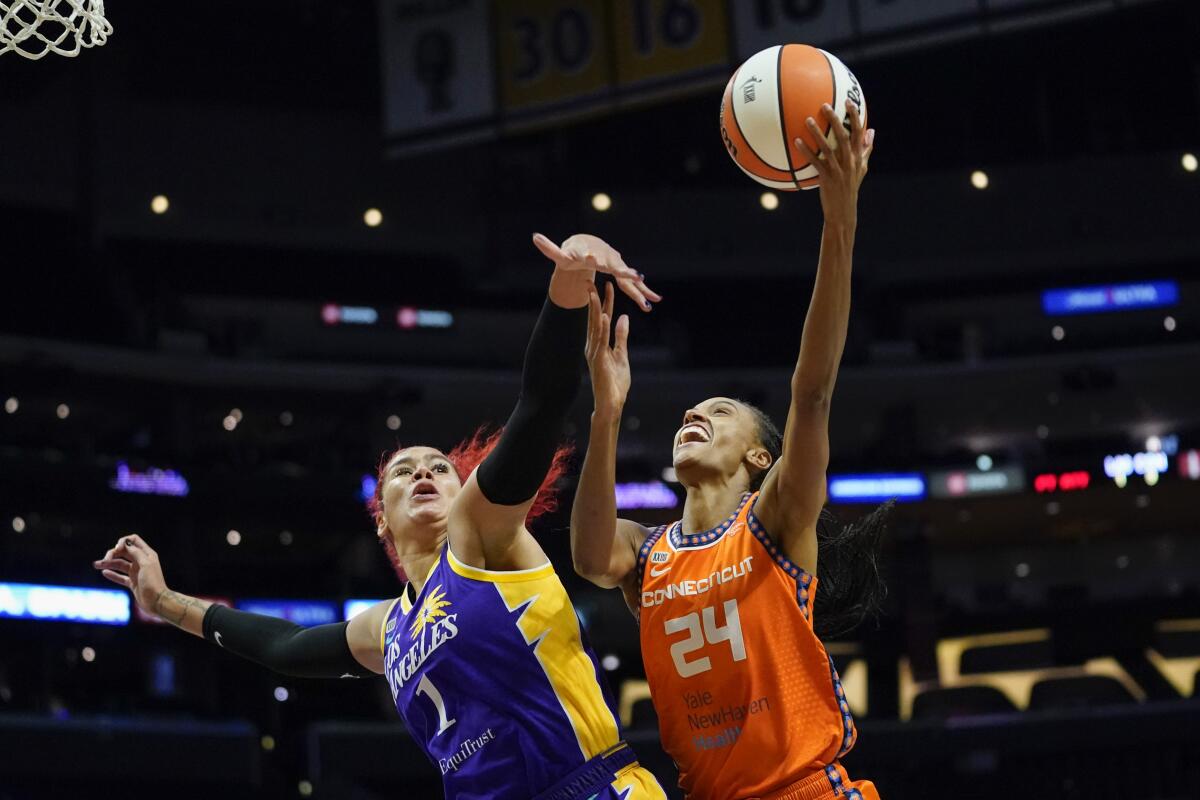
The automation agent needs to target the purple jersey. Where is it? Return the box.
[381,546,665,800]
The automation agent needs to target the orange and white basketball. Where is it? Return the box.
[720,44,866,191]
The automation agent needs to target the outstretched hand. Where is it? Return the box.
[585,281,631,415]
[794,99,875,222]
[533,232,661,312]
[93,534,167,615]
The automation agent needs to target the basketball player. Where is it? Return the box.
[94,232,667,800]
[571,100,887,799]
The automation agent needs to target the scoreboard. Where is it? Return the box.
[380,0,1150,153]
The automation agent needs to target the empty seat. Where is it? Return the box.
[911,686,1016,720]
[960,640,1055,674]
[1027,675,1137,711]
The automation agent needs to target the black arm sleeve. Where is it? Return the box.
[475,295,587,505]
[202,604,376,679]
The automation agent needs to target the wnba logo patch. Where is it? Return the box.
[651,552,669,564]
[741,76,762,103]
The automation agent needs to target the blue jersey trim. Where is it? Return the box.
[666,492,752,550]
[745,494,816,620]
[635,524,668,588]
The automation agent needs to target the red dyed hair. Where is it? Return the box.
[369,427,573,582]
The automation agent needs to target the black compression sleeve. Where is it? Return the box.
[475,295,587,505]
[202,604,375,679]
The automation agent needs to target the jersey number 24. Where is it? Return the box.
[664,599,747,678]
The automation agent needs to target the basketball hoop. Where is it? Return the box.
[1,0,110,60]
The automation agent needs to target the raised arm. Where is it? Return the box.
[94,534,383,677]
[571,283,649,589]
[754,100,875,574]
[450,234,659,569]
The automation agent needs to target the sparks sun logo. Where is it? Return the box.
[410,585,452,639]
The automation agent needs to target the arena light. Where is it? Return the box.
[279,411,294,427]
[396,307,454,329]
[1104,451,1168,487]
[1180,450,1200,480]
[760,191,779,211]
[386,414,401,431]
[970,170,989,190]
[828,473,925,503]
[1145,434,1177,456]
[321,303,379,326]
[1164,316,1177,332]
[4,396,16,414]
[0,582,129,625]
[110,461,190,497]
[591,192,612,212]
[614,480,679,510]
[1183,153,1198,173]
[1034,470,1090,493]
[150,195,169,215]
[226,529,242,546]
[359,475,377,504]
[236,599,338,627]
[56,403,70,419]
[81,646,96,662]
[363,208,383,227]
[11,516,25,532]
[222,415,238,431]
[1042,280,1179,315]
[344,599,387,621]
[928,467,1024,499]
[1051,326,1065,341]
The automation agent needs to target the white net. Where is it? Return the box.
[0,0,110,60]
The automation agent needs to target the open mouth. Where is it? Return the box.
[676,423,711,447]
[411,481,440,500]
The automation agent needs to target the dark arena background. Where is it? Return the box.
[2,1,1200,798]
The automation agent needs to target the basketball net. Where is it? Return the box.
[1,0,110,60]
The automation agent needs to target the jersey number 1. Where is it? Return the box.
[664,599,747,678]
[416,673,456,735]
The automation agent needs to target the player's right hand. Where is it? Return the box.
[533,232,662,312]
[585,281,631,416]
[94,534,167,615]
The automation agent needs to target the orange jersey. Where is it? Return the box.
[636,492,857,800]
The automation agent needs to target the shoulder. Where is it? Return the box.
[346,597,402,674]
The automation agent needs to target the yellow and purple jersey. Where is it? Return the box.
[381,545,666,800]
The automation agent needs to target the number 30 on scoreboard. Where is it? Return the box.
[496,0,730,113]
[496,0,611,113]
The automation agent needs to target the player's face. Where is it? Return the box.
[380,447,462,532]
[672,397,763,481]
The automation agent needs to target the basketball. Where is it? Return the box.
[720,44,867,191]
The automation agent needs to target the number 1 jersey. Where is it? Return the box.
[382,546,660,799]
[635,492,857,800]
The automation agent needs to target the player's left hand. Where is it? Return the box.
[793,99,874,222]
[585,281,631,415]
[533,233,662,313]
